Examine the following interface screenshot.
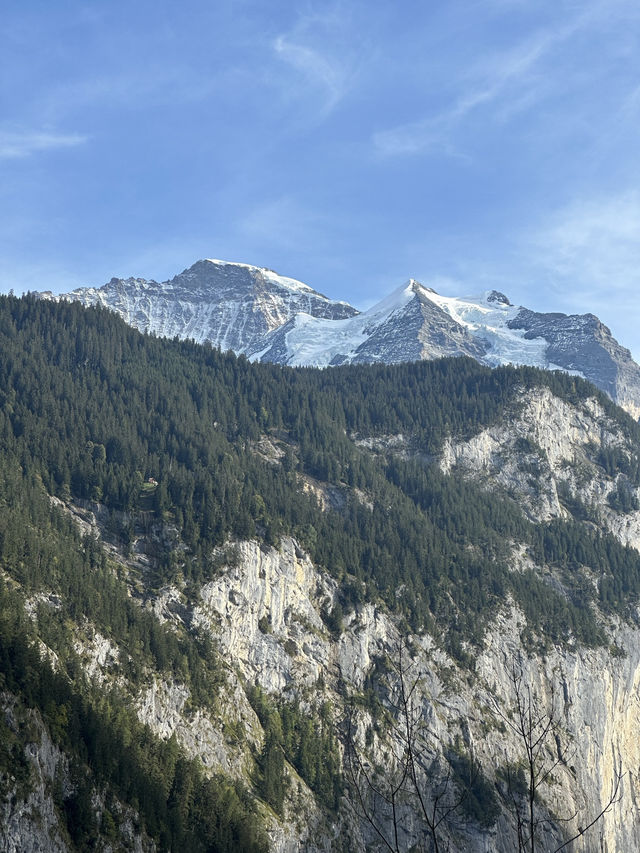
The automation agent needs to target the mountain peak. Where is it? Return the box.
[181,258,318,296]
[486,290,512,306]
[56,258,357,355]
[48,258,640,417]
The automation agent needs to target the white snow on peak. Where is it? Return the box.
[46,257,636,407]
[359,279,419,319]
[266,280,568,371]
[252,279,424,367]
[200,258,319,297]
[50,261,592,378]
[418,288,554,369]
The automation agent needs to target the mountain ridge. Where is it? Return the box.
[40,257,640,417]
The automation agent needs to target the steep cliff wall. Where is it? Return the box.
[441,387,640,548]
[143,532,639,851]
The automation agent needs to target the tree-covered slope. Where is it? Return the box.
[1,294,640,850]
[1,295,639,647]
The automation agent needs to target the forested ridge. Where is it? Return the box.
[1,294,639,641]
[1,293,640,848]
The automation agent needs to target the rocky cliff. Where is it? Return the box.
[3,292,640,851]
[134,529,639,852]
[9,382,636,851]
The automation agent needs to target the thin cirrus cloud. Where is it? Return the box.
[273,34,348,113]
[0,130,88,160]
[371,5,599,158]
[523,191,640,358]
[271,9,359,118]
[41,64,226,122]
[529,192,640,294]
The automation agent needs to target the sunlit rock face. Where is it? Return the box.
[55,259,357,356]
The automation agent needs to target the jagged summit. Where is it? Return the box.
[486,290,511,306]
[183,258,318,296]
[58,258,357,356]
[47,258,640,417]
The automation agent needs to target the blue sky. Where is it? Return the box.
[2,0,639,359]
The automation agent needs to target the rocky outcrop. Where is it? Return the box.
[25,507,639,853]
[509,308,640,419]
[440,386,640,549]
[194,538,335,692]
[0,700,68,853]
[0,694,153,853]
[156,532,639,851]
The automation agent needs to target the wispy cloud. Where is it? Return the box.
[529,192,640,291]
[271,7,360,118]
[0,129,87,160]
[524,191,640,354]
[372,4,599,157]
[273,34,348,114]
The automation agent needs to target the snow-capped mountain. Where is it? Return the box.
[249,280,640,416]
[46,259,640,417]
[50,259,357,355]
[248,280,489,365]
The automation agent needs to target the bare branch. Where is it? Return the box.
[492,662,624,853]
[552,768,624,853]
[345,638,478,853]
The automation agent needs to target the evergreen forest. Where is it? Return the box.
[1,293,639,849]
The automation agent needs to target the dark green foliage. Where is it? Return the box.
[259,727,286,815]
[448,750,500,828]
[0,294,638,660]
[320,601,344,637]
[248,686,342,812]
[556,481,597,522]
[598,446,640,484]
[62,764,98,848]
[607,478,639,513]
[531,519,640,620]
[0,581,267,853]
[0,712,32,802]
[0,457,222,709]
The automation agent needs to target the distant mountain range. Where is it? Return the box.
[41,258,640,417]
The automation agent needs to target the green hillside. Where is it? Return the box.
[1,294,639,849]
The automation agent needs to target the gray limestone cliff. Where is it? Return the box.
[6,379,640,851]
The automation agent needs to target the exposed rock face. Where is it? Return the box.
[0,695,153,853]
[349,282,489,364]
[0,701,68,853]
[509,309,640,419]
[55,259,357,355]
[179,534,640,852]
[440,386,640,549]
[195,538,333,692]
[475,613,640,853]
[135,677,260,776]
[73,630,119,684]
[23,493,640,852]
